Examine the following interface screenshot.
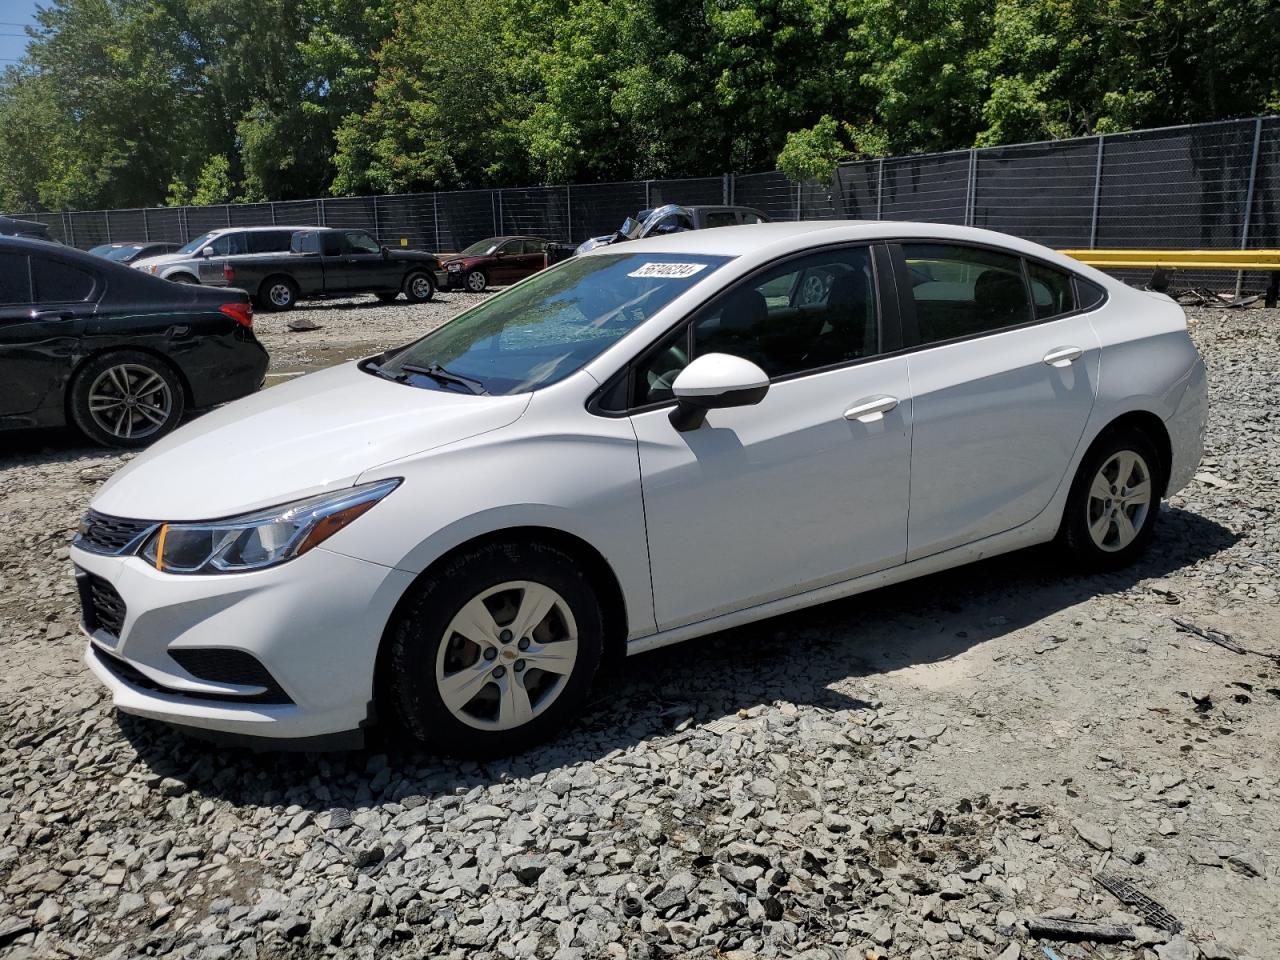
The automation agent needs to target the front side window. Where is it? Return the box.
[343,231,381,254]
[903,243,1031,344]
[376,253,730,396]
[32,257,96,302]
[704,211,737,228]
[0,253,31,304]
[632,246,880,406]
[1028,261,1075,319]
[320,233,343,256]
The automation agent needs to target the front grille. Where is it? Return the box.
[169,648,292,704]
[75,511,158,555]
[79,570,127,639]
[93,646,294,706]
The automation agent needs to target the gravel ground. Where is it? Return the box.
[0,302,1277,960]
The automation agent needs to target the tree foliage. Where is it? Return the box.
[1,0,1276,211]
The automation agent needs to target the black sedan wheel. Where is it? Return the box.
[465,269,487,293]
[70,351,186,448]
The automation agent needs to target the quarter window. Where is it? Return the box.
[1027,261,1076,319]
[31,257,95,302]
[903,243,1032,344]
[1076,277,1106,310]
[0,253,31,304]
[631,246,880,406]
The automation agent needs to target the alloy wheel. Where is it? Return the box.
[87,363,174,441]
[269,283,293,308]
[1086,450,1152,552]
[466,271,486,292]
[434,580,579,731]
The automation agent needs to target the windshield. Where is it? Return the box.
[459,237,502,257]
[103,244,145,261]
[376,252,731,395]
[177,232,217,255]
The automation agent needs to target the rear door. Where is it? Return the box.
[891,241,1101,559]
[0,251,95,419]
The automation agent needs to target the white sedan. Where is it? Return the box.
[71,221,1207,754]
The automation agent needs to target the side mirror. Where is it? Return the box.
[380,245,390,258]
[495,250,506,259]
[669,353,770,431]
[200,246,215,257]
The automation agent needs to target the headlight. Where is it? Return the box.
[447,263,462,272]
[140,479,400,574]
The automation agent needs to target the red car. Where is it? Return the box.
[441,236,554,292]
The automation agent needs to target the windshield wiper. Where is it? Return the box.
[398,362,488,395]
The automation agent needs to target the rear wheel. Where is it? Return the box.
[403,271,435,303]
[1061,429,1162,570]
[69,350,185,448]
[385,540,603,757]
[258,276,298,311]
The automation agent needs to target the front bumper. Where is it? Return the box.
[73,542,415,745]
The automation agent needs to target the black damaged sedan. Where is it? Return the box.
[1,236,268,448]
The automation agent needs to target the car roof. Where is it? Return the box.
[581,219,1117,287]
[0,234,101,260]
[202,225,312,235]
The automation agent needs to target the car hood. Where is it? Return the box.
[132,252,189,271]
[442,255,485,268]
[92,362,531,521]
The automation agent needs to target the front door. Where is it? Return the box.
[892,242,1101,559]
[629,244,912,630]
[334,230,401,292]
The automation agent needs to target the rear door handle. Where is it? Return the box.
[1043,346,1084,367]
[844,395,899,422]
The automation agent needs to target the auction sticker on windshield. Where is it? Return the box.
[627,262,709,279]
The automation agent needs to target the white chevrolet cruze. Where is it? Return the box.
[72,222,1207,754]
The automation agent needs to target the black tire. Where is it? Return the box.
[1060,428,1163,571]
[464,269,487,293]
[403,270,436,303]
[385,540,603,757]
[169,273,198,285]
[375,291,400,303]
[69,350,186,449]
[257,275,299,311]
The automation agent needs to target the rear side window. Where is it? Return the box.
[32,257,96,302]
[1075,277,1106,310]
[1027,261,1075,319]
[902,243,1032,344]
[247,231,294,253]
[704,211,737,228]
[292,232,318,254]
[0,253,31,304]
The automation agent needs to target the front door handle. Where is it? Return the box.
[1043,345,1084,367]
[844,395,899,422]
[32,310,74,322]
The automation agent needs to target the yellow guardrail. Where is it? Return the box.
[1059,249,1280,270]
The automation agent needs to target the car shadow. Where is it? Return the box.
[115,506,1238,811]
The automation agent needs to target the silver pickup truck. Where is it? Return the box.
[134,226,448,310]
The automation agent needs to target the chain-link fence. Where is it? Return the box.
[9,116,1279,293]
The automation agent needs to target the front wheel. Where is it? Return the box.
[464,269,487,293]
[1060,429,1162,570]
[403,271,435,303]
[69,351,186,448]
[385,540,603,757]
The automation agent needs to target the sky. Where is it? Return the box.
[0,0,42,68]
